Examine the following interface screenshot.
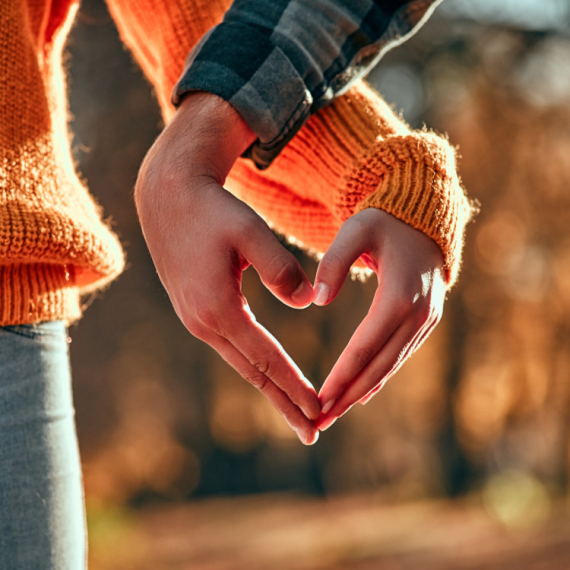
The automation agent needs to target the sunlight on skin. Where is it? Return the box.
[135,86,447,445]
[135,92,321,446]
[242,303,319,395]
[314,210,446,432]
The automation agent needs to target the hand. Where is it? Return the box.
[134,92,320,445]
[315,208,446,431]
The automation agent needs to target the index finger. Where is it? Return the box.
[202,330,319,445]
[207,295,321,421]
[318,317,421,430]
[318,286,402,413]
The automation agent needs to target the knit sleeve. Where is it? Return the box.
[106,0,474,286]
[226,80,474,286]
[171,0,444,169]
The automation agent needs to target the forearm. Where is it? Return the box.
[148,92,256,185]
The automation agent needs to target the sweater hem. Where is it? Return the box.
[0,263,81,326]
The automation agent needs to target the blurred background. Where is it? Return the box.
[65,0,570,567]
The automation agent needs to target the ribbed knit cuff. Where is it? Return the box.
[0,264,80,326]
[226,81,474,287]
[342,133,474,286]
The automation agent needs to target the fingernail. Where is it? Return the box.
[319,416,337,432]
[321,398,336,415]
[313,283,329,306]
[291,281,313,305]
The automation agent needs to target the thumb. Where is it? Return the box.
[241,224,314,308]
[314,215,372,306]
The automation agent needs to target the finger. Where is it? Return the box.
[199,327,319,445]
[317,287,403,415]
[200,288,321,421]
[240,224,313,308]
[188,258,321,421]
[357,384,382,407]
[358,315,436,405]
[317,319,420,431]
[313,214,373,306]
[226,305,321,420]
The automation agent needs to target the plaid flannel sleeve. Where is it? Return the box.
[171,0,443,169]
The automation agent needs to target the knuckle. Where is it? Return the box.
[250,358,271,376]
[321,250,345,275]
[238,212,265,237]
[279,402,299,426]
[243,369,269,392]
[354,345,376,369]
[267,255,299,290]
[193,304,224,335]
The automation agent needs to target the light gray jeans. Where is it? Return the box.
[0,321,86,569]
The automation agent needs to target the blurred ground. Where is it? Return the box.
[89,492,570,570]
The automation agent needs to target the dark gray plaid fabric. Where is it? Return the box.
[172,0,442,169]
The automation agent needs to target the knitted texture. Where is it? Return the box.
[110,0,474,286]
[227,82,474,285]
[2,0,472,325]
[1,0,124,325]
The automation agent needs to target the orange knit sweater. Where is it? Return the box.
[0,0,473,326]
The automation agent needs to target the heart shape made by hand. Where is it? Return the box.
[246,207,447,445]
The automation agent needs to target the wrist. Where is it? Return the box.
[136,91,256,221]
[174,91,256,183]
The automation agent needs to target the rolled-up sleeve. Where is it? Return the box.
[171,0,443,169]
